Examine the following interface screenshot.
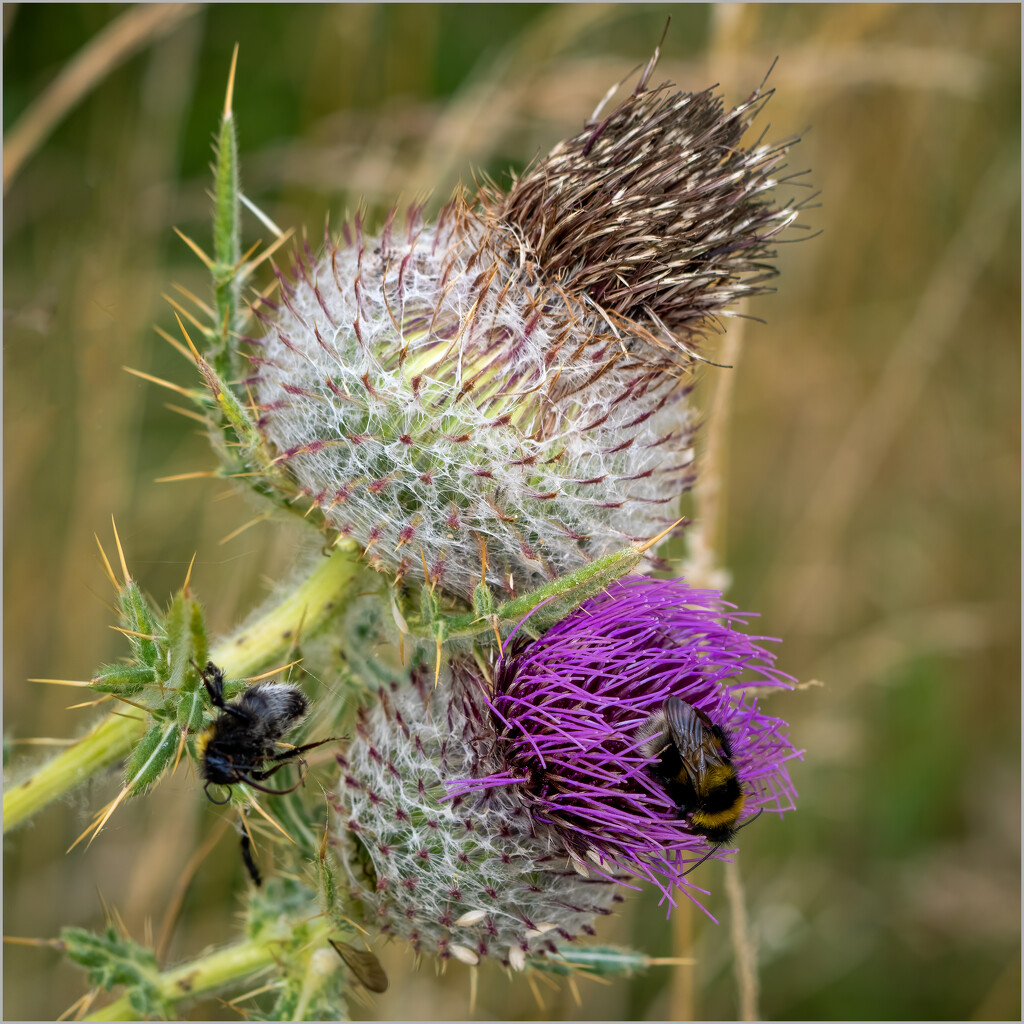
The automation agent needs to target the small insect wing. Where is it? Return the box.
[330,940,389,993]
[663,697,727,798]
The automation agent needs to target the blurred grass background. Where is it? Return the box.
[3,3,1019,1020]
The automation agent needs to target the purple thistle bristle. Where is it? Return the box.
[448,576,802,913]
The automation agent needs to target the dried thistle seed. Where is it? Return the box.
[490,62,802,351]
[329,940,389,993]
[449,944,480,966]
[454,909,488,927]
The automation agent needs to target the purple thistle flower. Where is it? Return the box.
[449,575,802,912]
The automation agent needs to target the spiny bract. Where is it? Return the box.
[333,661,625,968]
[249,63,799,600]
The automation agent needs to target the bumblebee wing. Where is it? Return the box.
[664,697,726,795]
[663,698,708,756]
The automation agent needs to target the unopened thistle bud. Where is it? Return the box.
[333,661,624,967]
[448,576,802,910]
[250,58,800,599]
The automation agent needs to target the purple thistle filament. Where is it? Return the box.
[450,576,802,911]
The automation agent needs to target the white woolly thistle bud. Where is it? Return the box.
[250,56,800,599]
[332,660,625,967]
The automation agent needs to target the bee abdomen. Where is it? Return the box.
[236,683,308,738]
[701,767,742,814]
[691,806,742,832]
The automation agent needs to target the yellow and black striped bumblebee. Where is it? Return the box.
[637,696,747,845]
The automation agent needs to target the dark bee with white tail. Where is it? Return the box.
[197,661,336,804]
[637,696,747,845]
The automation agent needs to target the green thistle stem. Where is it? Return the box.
[82,919,306,1021]
[2,713,143,835]
[2,543,367,833]
[407,542,644,641]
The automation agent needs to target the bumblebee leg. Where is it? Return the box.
[681,844,719,878]
[197,661,251,722]
[251,756,310,790]
[196,661,227,708]
[203,780,234,805]
[241,776,305,796]
[239,831,262,886]
[735,807,764,833]
[235,769,306,796]
[248,759,298,781]
[266,736,341,763]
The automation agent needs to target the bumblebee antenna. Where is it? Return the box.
[681,810,764,878]
[735,808,764,833]
[681,844,719,878]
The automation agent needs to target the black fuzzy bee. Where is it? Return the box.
[637,696,747,845]
[197,662,336,804]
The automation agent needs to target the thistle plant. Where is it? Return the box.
[240,44,798,601]
[5,38,808,1022]
[447,576,802,909]
[335,656,627,970]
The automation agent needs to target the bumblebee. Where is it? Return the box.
[637,696,745,844]
[197,661,336,804]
